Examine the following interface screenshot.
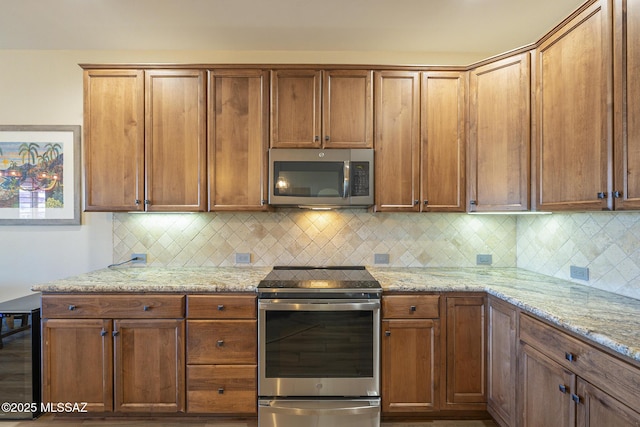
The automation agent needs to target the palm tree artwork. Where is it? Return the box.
[0,141,64,209]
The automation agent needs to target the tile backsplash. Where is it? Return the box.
[517,212,640,300]
[113,210,640,300]
[113,211,516,268]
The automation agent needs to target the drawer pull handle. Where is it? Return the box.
[68,305,76,311]
[217,305,225,311]
[410,306,417,312]
[218,388,225,394]
[571,394,581,404]
[143,305,150,311]
[217,340,224,347]
[558,384,567,394]
[565,352,576,362]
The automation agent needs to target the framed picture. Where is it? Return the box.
[0,125,81,225]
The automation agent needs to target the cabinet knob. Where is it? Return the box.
[571,394,581,404]
[558,384,567,394]
[314,136,320,142]
[325,135,330,142]
[597,192,607,199]
[470,200,477,205]
[414,200,419,206]
[218,388,225,394]
[565,352,577,362]
[217,304,225,311]
[423,200,429,206]
[613,191,622,198]
[113,331,119,337]
[410,305,417,312]
[384,331,391,337]
[135,199,141,205]
[143,305,150,311]
[217,340,225,347]
[101,330,107,337]
[68,305,76,311]
[144,199,151,205]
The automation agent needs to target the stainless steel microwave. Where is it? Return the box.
[268,148,374,208]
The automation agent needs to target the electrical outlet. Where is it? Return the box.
[235,253,251,264]
[374,253,390,264]
[476,254,492,265]
[570,265,589,281]
[132,253,147,264]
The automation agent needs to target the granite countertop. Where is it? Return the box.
[32,266,640,364]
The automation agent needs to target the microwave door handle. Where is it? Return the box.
[343,161,350,198]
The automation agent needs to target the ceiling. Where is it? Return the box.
[1,0,586,59]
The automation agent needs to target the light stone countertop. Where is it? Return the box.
[32,266,640,364]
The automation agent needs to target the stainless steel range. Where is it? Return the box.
[257,266,382,427]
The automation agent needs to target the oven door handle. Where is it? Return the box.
[258,300,380,311]
[259,399,380,416]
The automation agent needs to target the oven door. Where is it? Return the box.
[258,299,380,397]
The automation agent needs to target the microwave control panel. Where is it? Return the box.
[351,162,370,197]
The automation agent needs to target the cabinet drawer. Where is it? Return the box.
[187,295,256,319]
[187,320,257,364]
[382,294,440,318]
[42,294,185,318]
[187,365,256,414]
[519,313,640,411]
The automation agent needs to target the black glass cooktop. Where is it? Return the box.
[257,266,381,296]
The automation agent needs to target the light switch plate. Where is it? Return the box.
[235,253,251,264]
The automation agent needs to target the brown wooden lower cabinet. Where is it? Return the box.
[444,295,487,410]
[381,294,441,414]
[41,294,186,414]
[576,378,640,427]
[185,294,257,414]
[42,317,185,413]
[487,297,517,427]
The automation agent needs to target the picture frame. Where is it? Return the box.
[0,125,81,225]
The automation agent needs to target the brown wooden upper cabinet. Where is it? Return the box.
[270,69,373,148]
[374,71,421,212]
[208,69,269,211]
[468,53,530,212]
[613,0,640,209]
[421,71,467,212]
[84,69,207,212]
[533,0,612,211]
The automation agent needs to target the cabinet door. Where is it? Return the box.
[421,71,466,212]
[381,319,440,413]
[42,319,113,412]
[469,53,530,212]
[576,378,640,427]
[614,0,640,209]
[114,319,185,412]
[445,296,486,408]
[533,0,612,211]
[323,70,373,148]
[520,344,576,427]
[145,70,206,211]
[83,70,144,211]
[271,69,322,148]
[374,71,421,212]
[487,298,517,427]
[208,69,269,211]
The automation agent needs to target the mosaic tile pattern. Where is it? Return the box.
[517,212,640,300]
[113,210,516,269]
